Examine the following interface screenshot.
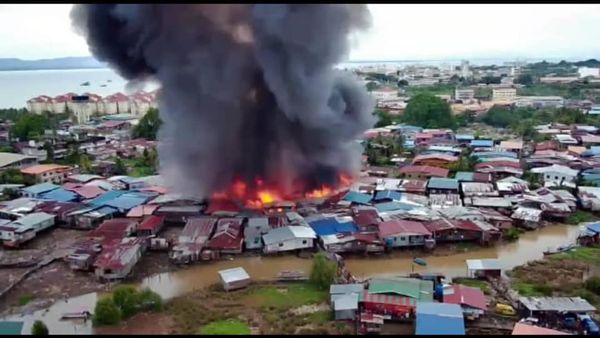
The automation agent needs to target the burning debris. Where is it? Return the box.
[71,4,375,203]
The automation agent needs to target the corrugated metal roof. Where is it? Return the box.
[309,218,358,236]
[137,215,164,232]
[374,201,417,213]
[263,226,316,245]
[39,188,78,202]
[333,293,359,311]
[512,322,570,335]
[369,277,433,301]
[428,178,459,190]
[330,283,364,295]
[518,296,596,313]
[21,182,59,195]
[455,172,475,182]
[105,193,152,211]
[373,190,402,201]
[218,267,250,284]
[88,190,126,206]
[466,258,501,271]
[416,302,465,335]
[443,284,487,311]
[378,219,431,237]
[342,191,372,205]
[470,139,494,147]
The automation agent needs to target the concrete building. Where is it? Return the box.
[20,164,72,184]
[539,77,579,84]
[370,88,398,101]
[492,88,517,102]
[26,95,53,114]
[0,152,37,171]
[460,60,471,78]
[578,67,600,79]
[71,95,96,124]
[514,96,565,109]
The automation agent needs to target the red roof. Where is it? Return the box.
[423,218,455,232]
[105,92,129,102]
[126,204,160,217]
[181,217,217,239]
[361,291,417,307]
[475,161,522,170]
[206,218,243,250]
[352,208,381,228]
[137,215,164,232]
[398,165,449,178]
[93,237,144,270]
[512,323,570,335]
[68,185,106,199]
[34,201,82,217]
[451,219,483,232]
[415,133,434,139]
[473,172,492,183]
[205,199,241,215]
[399,179,428,193]
[443,284,487,311]
[89,218,138,242]
[141,186,168,194]
[378,219,431,237]
[412,154,459,164]
[536,141,558,151]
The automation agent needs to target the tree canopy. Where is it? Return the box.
[31,320,49,335]
[402,93,456,129]
[132,108,162,140]
[309,252,337,290]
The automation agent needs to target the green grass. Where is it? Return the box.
[307,311,332,324]
[243,283,327,309]
[18,294,33,306]
[405,84,454,97]
[565,210,600,225]
[550,247,600,265]
[513,282,553,297]
[453,278,491,295]
[198,319,250,335]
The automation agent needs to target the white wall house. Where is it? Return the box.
[530,164,579,188]
[262,226,316,253]
[492,88,517,102]
[578,67,600,79]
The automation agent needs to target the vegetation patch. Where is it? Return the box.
[18,294,34,306]
[241,283,327,309]
[550,247,600,265]
[565,210,600,225]
[198,319,250,335]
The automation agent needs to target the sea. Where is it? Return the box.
[0,57,562,109]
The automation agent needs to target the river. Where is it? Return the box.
[1,223,583,334]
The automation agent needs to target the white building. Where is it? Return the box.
[460,60,471,78]
[578,67,600,79]
[454,88,475,101]
[530,164,579,188]
[262,226,316,253]
[492,88,517,102]
[514,96,564,109]
[370,88,398,101]
[26,95,53,114]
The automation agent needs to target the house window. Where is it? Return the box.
[254,238,259,244]
[302,240,307,244]
[555,176,559,180]
[400,237,406,241]
[278,243,284,247]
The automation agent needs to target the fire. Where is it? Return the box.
[210,173,355,209]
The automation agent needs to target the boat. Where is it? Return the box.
[100,84,107,87]
[61,310,92,320]
[80,81,90,86]
[543,243,578,256]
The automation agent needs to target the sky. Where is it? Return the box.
[1,4,599,61]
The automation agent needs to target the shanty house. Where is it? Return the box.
[262,226,316,253]
[518,296,596,317]
[0,212,55,248]
[460,182,499,197]
[530,164,579,188]
[34,201,83,225]
[579,186,600,211]
[136,215,164,237]
[427,178,459,194]
[320,232,385,254]
[218,267,251,291]
[170,217,216,264]
[359,291,417,320]
[206,218,244,254]
[351,207,381,233]
[466,258,502,279]
[511,207,543,229]
[415,302,465,335]
[398,165,449,179]
[443,284,487,320]
[64,238,102,271]
[470,139,494,148]
[93,237,145,281]
[342,191,372,205]
[244,217,284,250]
[330,284,363,320]
[19,182,59,198]
[67,206,119,229]
[377,219,432,248]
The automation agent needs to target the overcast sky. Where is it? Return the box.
[1,4,599,61]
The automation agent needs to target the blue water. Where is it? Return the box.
[0,68,158,109]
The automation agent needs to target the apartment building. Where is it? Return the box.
[454,88,475,101]
[492,88,517,102]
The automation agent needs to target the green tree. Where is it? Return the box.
[31,320,49,335]
[112,285,139,319]
[1,188,19,201]
[79,154,92,174]
[114,158,128,175]
[65,145,82,165]
[402,93,456,129]
[309,252,337,290]
[0,168,25,184]
[132,108,162,140]
[374,110,393,128]
[11,113,46,141]
[137,288,163,312]
[365,81,378,92]
[43,142,54,162]
[516,74,534,86]
[92,296,122,327]
[397,79,408,87]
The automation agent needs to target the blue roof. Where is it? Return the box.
[472,151,517,159]
[416,302,465,335]
[21,182,59,195]
[373,190,402,201]
[470,139,494,147]
[92,206,119,216]
[455,172,474,181]
[404,140,416,149]
[428,178,459,190]
[39,188,78,202]
[582,146,600,157]
[587,223,600,234]
[374,201,417,212]
[342,191,372,205]
[309,218,358,236]
[87,190,126,206]
[104,193,151,211]
[455,134,474,141]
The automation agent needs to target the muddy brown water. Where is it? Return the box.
[1,223,583,334]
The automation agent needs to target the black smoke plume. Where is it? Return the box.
[71,4,375,199]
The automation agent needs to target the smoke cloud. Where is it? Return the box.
[71,4,375,199]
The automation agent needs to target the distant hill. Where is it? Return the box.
[0,56,107,71]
